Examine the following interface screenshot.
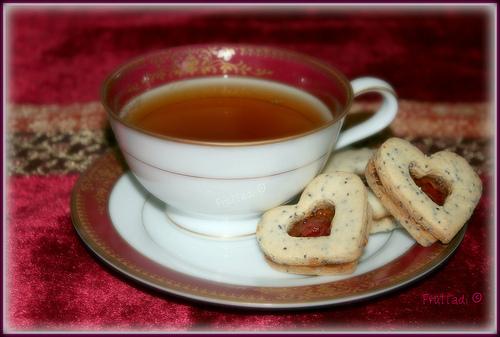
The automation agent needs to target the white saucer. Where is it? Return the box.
[72,152,465,308]
[109,173,415,287]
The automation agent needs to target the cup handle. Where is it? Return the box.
[335,77,398,149]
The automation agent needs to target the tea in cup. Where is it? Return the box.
[102,44,398,238]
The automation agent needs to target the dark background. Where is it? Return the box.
[9,7,490,104]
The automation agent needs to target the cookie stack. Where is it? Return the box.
[256,137,482,275]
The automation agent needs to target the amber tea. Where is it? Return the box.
[122,77,333,142]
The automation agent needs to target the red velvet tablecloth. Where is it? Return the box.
[5,6,495,332]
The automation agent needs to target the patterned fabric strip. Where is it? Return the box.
[7,131,111,175]
[7,100,492,137]
[349,100,492,139]
[7,102,106,133]
[6,101,492,175]
[7,134,491,176]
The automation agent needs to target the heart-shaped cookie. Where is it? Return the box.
[365,138,482,246]
[256,172,371,275]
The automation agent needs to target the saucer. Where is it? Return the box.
[71,151,465,308]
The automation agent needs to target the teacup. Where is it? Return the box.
[102,44,397,238]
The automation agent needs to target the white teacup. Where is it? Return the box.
[102,45,397,238]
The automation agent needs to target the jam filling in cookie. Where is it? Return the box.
[256,172,370,275]
[288,205,335,238]
[411,174,450,206]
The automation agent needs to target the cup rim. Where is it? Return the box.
[101,44,353,147]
